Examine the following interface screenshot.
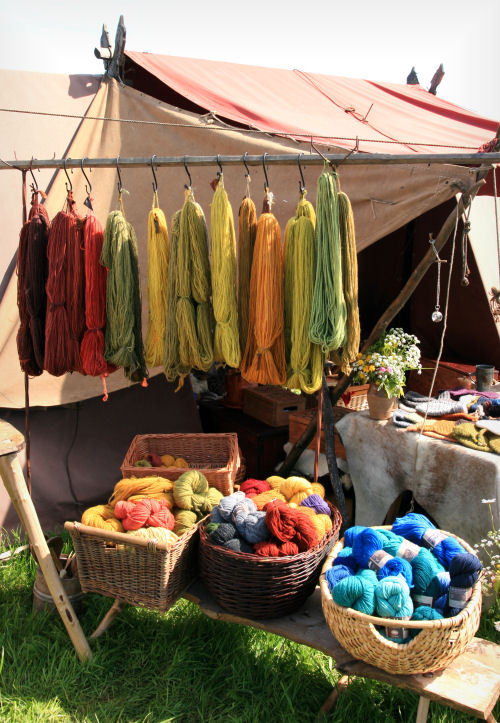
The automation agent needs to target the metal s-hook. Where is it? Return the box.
[216,154,223,179]
[29,157,38,192]
[80,158,92,194]
[150,154,158,193]
[262,153,269,190]
[63,158,73,192]
[116,156,123,194]
[298,153,306,194]
[183,156,192,189]
[243,152,250,179]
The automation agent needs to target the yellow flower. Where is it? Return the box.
[366,355,371,362]
[363,366,370,373]
[369,365,375,372]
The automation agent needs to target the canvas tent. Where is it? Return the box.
[0,56,498,530]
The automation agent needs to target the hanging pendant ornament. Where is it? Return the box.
[429,234,446,324]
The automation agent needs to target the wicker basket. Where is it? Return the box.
[320,527,482,675]
[64,519,203,612]
[199,504,342,619]
[120,433,239,496]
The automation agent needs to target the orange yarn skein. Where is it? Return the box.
[114,498,175,531]
[240,210,285,385]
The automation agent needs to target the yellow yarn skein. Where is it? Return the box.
[176,190,214,382]
[163,210,184,382]
[145,194,169,367]
[81,504,124,532]
[311,482,326,498]
[252,489,286,510]
[173,470,213,515]
[266,475,286,490]
[279,476,313,504]
[211,176,241,368]
[238,196,257,353]
[299,507,332,538]
[126,527,178,545]
[108,476,173,506]
[173,509,198,536]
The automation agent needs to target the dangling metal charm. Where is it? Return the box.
[429,234,446,324]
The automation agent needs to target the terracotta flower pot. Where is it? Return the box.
[366,383,398,420]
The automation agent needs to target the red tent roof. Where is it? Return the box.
[125,51,498,155]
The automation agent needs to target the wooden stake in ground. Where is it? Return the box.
[0,419,92,662]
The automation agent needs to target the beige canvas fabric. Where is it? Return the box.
[0,77,475,407]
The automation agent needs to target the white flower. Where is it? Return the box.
[494,621,500,633]
[482,499,496,504]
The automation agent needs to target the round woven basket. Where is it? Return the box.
[199,504,342,619]
[320,526,482,675]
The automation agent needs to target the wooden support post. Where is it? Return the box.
[321,373,349,529]
[0,420,92,662]
[416,696,430,723]
[90,599,124,639]
[318,674,352,717]
[279,177,485,476]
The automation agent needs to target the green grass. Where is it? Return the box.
[0,529,499,723]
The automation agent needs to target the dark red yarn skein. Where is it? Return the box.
[45,208,78,375]
[16,193,50,375]
[254,540,299,557]
[66,214,86,373]
[80,213,114,376]
[264,499,319,552]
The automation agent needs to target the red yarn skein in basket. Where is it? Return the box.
[254,540,299,557]
[114,499,175,531]
[264,499,319,551]
[240,479,271,497]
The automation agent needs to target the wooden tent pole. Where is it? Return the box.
[279,177,485,476]
[0,420,92,662]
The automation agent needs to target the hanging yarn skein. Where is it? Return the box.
[145,192,169,367]
[163,210,183,382]
[240,192,286,385]
[101,201,148,384]
[16,191,50,375]
[309,170,347,353]
[176,189,213,383]
[211,175,241,368]
[80,212,114,378]
[238,196,257,353]
[45,193,82,376]
[330,190,360,373]
[285,193,322,393]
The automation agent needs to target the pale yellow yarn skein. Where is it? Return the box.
[211,176,241,368]
[81,504,124,532]
[145,193,169,367]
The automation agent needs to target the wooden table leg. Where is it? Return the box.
[0,443,92,662]
[318,675,352,717]
[90,599,124,639]
[486,715,497,723]
[416,696,430,723]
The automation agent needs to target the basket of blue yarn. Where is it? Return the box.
[320,526,482,675]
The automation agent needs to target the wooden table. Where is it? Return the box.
[183,581,500,722]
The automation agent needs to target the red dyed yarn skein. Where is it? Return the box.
[114,499,175,531]
[265,499,319,551]
[240,479,271,497]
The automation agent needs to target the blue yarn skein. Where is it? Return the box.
[218,491,247,521]
[326,564,353,592]
[352,528,413,587]
[210,522,238,545]
[391,512,466,567]
[300,494,331,516]
[344,525,367,547]
[210,507,224,523]
[232,506,270,544]
[434,595,448,615]
[375,576,414,619]
[223,538,254,553]
[447,553,482,616]
[412,605,443,622]
[333,546,358,573]
[331,568,377,614]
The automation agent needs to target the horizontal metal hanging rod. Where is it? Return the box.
[1,153,499,171]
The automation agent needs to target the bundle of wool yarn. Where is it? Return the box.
[114,499,175,531]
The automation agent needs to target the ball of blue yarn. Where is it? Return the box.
[434,595,448,615]
[326,564,353,592]
[412,605,443,622]
[447,553,482,616]
[427,570,450,599]
[223,537,254,554]
[234,510,270,544]
[392,512,466,567]
[231,499,257,531]
[352,529,413,587]
[344,525,367,547]
[375,529,405,555]
[210,522,238,545]
[332,569,377,614]
[210,507,224,523]
[333,546,358,573]
[300,494,330,516]
[375,576,414,619]
[218,491,247,521]
[411,548,446,594]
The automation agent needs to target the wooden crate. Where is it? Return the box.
[243,386,307,427]
[288,409,348,460]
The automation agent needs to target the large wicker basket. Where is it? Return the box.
[64,519,204,612]
[199,504,342,619]
[320,527,482,675]
[120,433,240,496]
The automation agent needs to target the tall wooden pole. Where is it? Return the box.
[0,420,92,662]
